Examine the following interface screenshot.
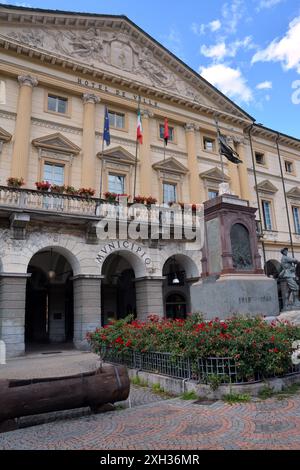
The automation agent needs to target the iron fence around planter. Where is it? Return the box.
[100,348,300,384]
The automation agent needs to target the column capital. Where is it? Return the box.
[184,122,196,132]
[18,74,38,88]
[141,109,154,119]
[82,93,100,105]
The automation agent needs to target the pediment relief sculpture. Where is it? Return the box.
[3,26,220,109]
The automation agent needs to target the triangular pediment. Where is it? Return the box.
[0,127,12,142]
[152,157,188,175]
[0,5,253,122]
[256,180,278,194]
[287,187,300,199]
[98,146,136,165]
[200,167,230,182]
[32,133,81,154]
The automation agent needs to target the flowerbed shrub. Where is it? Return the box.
[87,315,300,381]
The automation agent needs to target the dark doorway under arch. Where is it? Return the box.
[165,293,187,320]
[25,250,74,347]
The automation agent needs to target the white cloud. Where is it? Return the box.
[200,64,253,103]
[200,36,254,61]
[191,19,221,36]
[256,80,273,89]
[209,20,222,32]
[256,0,284,11]
[222,0,246,34]
[252,16,300,73]
[200,42,227,60]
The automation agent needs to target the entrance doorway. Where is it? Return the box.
[101,254,136,325]
[25,249,74,348]
[165,293,187,319]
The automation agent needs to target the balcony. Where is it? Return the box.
[0,186,200,241]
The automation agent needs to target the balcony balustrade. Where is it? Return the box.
[0,186,199,236]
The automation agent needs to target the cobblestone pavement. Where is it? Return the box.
[1,394,300,449]
[1,352,300,449]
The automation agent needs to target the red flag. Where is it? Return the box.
[164,118,169,146]
[137,109,143,144]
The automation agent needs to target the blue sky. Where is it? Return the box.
[3,1,300,137]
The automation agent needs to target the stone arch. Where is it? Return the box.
[99,248,149,278]
[160,251,200,279]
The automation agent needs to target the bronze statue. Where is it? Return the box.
[279,247,300,308]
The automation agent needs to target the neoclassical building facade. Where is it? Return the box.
[0,5,300,356]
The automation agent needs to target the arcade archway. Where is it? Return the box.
[101,253,136,324]
[25,249,74,347]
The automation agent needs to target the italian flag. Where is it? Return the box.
[137,109,143,144]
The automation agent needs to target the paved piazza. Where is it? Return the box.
[1,352,300,449]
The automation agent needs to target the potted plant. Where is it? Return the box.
[145,196,157,205]
[35,181,51,191]
[78,187,95,198]
[133,195,145,204]
[103,191,117,203]
[65,185,78,196]
[50,184,65,194]
[7,177,25,188]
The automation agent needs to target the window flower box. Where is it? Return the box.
[103,191,118,202]
[35,181,51,191]
[78,187,95,198]
[50,184,65,194]
[7,177,25,188]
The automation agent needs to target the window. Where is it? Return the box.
[108,174,125,194]
[208,189,219,200]
[47,94,68,114]
[262,200,273,230]
[43,162,65,185]
[293,207,300,234]
[159,124,174,142]
[203,137,215,151]
[163,182,177,204]
[108,110,125,129]
[285,160,294,174]
[255,152,265,166]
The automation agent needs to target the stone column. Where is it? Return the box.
[140,110,153,197]
[236,141,251,201]
[0,273,30,357]
[81,93,100,190]
[11,75,38,179]
[135,278,164,321]
[226,137,241,197]
[73,275,102,349]
[185,123,202,203]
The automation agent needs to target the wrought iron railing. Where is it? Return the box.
[101,347,300,385]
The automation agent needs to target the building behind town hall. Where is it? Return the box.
[0,4,300,357]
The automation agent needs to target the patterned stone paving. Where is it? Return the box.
[1,395,300,449]
[1,352,300,449]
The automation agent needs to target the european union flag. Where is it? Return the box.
[103,106,110,146]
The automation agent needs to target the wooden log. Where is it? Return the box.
[0,364,129,423]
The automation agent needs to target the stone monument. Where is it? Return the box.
[278,247,300,310]
[190,194,279,318]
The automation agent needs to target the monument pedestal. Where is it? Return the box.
[191,195,279,318]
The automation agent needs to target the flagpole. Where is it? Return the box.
[99,136,105,199]
[214,115,225,184]
[133,96,141,199]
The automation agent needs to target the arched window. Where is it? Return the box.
[230,223,253,270]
